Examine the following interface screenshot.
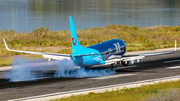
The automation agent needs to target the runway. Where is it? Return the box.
[1,50,180,100]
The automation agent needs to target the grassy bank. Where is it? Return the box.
[51,79,180,101]
[0,55,43,67]
[0,25,180,66]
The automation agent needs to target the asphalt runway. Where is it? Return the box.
[1,50,180,100]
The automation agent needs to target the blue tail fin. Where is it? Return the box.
[69,16,84,53]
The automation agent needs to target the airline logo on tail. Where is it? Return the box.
[72,38,77,46]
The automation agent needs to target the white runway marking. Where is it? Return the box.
[0,66,12,71]
[90,74,136,80]
[9,75,180,101]
[164,60,180,63]
[165,66,180,69]
[12,77,51,82]
[116,65,137,69]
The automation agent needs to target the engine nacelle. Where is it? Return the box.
[121,60,134,66]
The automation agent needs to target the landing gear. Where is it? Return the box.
[110,64,114,70]
[121,61,129,66]
[109,64,116,71]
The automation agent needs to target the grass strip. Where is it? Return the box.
[51,79,180,101]
[0,25,180,66]
[0,55,44,67]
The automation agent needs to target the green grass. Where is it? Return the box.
[0,55,44,67]
[1,25,180,52]
[0,57,13,66]
[51,80,180,101]
[0,25,180,66]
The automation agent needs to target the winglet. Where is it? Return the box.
[3,38,10,51]
[175,39,177,51]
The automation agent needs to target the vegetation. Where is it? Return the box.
[0,25,180,66]
[0,55,43,67]
[142,88,180,101]
[51,79,180,101]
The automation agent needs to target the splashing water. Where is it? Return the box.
[4,56,116,82]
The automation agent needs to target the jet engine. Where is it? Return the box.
[121,60,134,66]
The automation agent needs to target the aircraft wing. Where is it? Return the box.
[118,50,174,61]
[101,50,175,67]
[104,40,177,66]
[138,51,174,56]
[104,55,145,65]
[3,38,71,58]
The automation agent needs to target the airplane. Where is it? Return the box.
[3,16,177,70]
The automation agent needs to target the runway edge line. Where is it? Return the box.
[8,75,180,101]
